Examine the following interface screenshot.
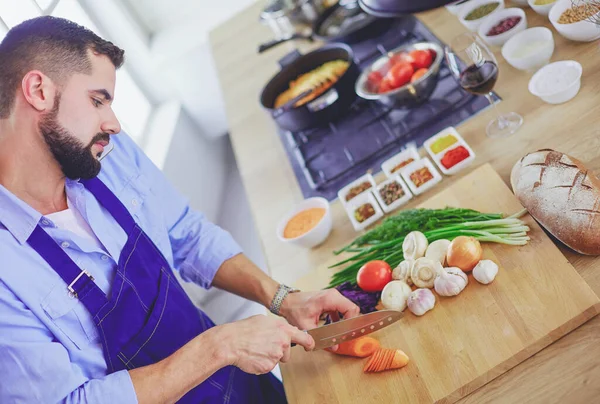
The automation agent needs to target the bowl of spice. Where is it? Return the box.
[381,146,421,178]
[528,0,557,16]
[501,27,555,71]
[373,176,413,213]
[424,127,476,175]
[277,197,333,248]
[345,191,384,232]
[479,8,527,46]
[337,173,377,206]
[528,60,582,104]
[399,157,443,196]
[459,0,505,32]
[549,0,600,42]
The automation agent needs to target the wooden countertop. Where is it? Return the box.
[209,2,600,402]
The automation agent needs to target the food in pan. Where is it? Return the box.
[274,60,349,109]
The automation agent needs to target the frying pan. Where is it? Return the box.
[258,1,393,53]
[260,43,360,132]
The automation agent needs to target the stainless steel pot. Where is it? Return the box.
[355,42,444,108]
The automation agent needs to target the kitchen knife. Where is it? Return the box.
[293,310,404,350]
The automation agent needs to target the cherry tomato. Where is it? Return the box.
[356,260,393,292]
[388,52,413,68]
[367,70,383,92]
[378,79,392,93]
[385,62,414,89]
[410,68,428,83]
[409,49,433,70]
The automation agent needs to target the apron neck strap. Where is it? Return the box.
[81,177,137,235]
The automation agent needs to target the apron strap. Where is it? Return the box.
[81,177,137,235]
[27,226,109,313]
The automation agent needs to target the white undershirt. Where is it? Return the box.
[46,197,106,253]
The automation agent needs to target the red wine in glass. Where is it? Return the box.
[459,61,499,96]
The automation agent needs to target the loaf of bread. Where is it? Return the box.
[510,149,600,255]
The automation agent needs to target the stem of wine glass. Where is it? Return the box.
[485,93,508,129]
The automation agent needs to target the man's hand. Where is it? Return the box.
[279,289,360,350]
[214,315,315,375]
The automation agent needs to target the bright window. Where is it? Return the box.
[0,0,152,143]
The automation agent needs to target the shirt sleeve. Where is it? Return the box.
[119,134,243,289]
[0,281,138,404]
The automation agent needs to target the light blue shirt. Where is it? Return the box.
[0,133,243,403]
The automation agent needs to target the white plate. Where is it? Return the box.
[345,191,384,232]
[381,147,421,179]
[424,127,476,175]
[337,173,377,206]
[373,175,413,214]
[399,158,443,196]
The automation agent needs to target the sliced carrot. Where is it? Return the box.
[363,349,379,372]
[366,349,410,373]
[380,349,394,372]
[369,348,385,373]
[333,336,380,358]
[389,349,410,370]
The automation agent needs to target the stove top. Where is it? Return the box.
[277,15,499,201]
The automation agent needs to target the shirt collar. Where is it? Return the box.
[0,179,83,245]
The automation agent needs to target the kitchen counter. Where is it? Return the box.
[209,2,600,402]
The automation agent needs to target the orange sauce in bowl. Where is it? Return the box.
[283,208,326,239]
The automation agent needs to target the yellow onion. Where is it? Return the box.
[446,236,482,272]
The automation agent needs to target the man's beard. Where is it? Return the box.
[39,97,110,180]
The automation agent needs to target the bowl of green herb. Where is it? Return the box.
[459,0,504,32]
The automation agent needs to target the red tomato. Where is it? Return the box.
[367,70,383,92]
[410,68,428,83]
[409,49,433,70]
[385,62,414,89]
[388,52,413,68]
[356,260,392,292]
[379,79,392,93]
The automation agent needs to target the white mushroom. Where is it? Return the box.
[392,259,414,285]
[403,231,429,260]
[410,257,440,289]
[381,281,412,311]
[425,239,451,266]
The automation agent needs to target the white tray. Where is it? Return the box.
[381,147,421,179]
[399,157,443,196]
[373,175,413,213]
[344,191,384,232]
[337,173,377,206]
[424,127,476,175]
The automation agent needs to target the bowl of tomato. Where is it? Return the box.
[355,42,444,107]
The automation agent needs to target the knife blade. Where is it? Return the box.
[294,310,404,350]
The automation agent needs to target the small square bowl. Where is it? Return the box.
[373,175,413,214]
[424,127,476,175]
[400,157,443,196]
[345,191,384,232]
[337,173,377,206]
[381,147,421,179]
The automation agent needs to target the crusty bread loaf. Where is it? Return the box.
[511,149,600,255]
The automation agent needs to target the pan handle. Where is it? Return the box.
[257,33,313,54]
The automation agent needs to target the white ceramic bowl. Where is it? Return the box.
[459,0,505,32]
[446,0,476,15]
[549,0,600,42]
[528,0,557,16]
[479,8,528,47]
[528,60,582,104]
[276,197,332,248]
[501,27,555,71]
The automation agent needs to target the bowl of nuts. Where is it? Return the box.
[549,0,600,42]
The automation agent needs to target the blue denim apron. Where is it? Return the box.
[27,177,286,403]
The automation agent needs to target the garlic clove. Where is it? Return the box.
[472,260,499,285]
[407,288,436,316]
[402,231,429,260]
[434,267,468,297]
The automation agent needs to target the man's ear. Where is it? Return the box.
[21,70,57,112]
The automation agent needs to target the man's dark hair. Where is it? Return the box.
[0,16,125,118]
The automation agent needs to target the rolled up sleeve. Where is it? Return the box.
[121,134,243,289]
[0,282,138,404]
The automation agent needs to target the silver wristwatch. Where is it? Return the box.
[269,284,300,315]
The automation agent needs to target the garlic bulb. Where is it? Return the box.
[472,260,498,284]
[392,259,414,285]
[434,267,468,297]
[402,231,429,260]
[425,239,451,266]
[410,258,440,289]
[381,281,412,311]
[407,288,436,316]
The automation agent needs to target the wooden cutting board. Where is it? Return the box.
[282,163,600,404]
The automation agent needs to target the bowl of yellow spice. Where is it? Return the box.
[549,0,600,42]
[277,197,333,248]
[528,0,557,17]
[459,0,504,32]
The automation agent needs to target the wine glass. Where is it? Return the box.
[445,32,523,138]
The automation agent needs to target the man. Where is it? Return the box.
[0,16,359,403]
